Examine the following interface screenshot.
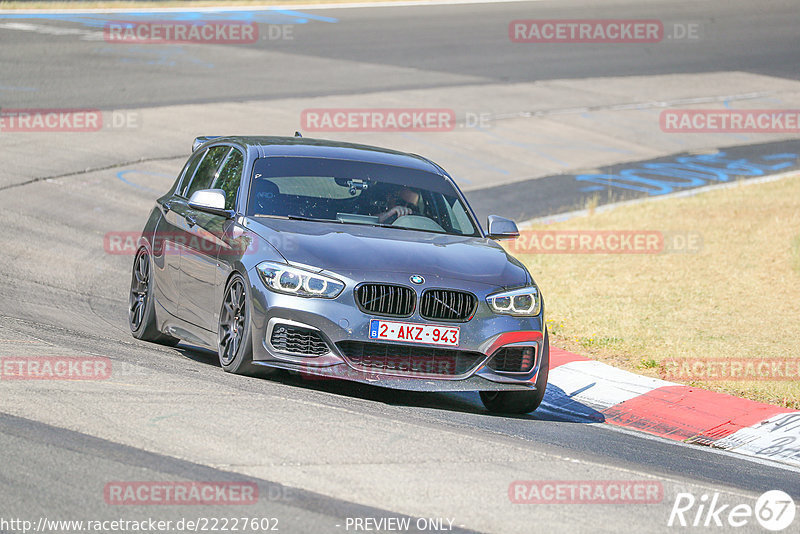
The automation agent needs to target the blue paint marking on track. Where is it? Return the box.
[467,140,800,224]
[116,169,172,193]
[0,10,338,26]
[1,9,337,71]
[0,84,38,92]
[576,151,799,196]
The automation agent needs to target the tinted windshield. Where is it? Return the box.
[247,156,479,236]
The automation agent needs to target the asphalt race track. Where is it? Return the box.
[1,1,799,532]
[2,0,799,108]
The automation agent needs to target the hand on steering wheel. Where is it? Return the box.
[379,205,414,224]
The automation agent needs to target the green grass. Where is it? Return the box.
[508,174,800,409]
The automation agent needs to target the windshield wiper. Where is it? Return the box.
[287,215,340,223]
[256,214,453,235]
[366,222,449,235]
[254,214,339,223]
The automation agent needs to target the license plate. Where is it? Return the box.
[369,319,460,347]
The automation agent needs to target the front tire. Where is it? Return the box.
[129,248,179,346]
[479,329,550,414]
[218,273,257,375]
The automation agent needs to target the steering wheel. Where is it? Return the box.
[392,215,445,233]
[382,204,418,224]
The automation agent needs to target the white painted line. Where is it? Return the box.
[491,92,771,121]
[537,398,800,474]
[713,412,800,469]
[0,0,544,16]
[0,22,103,39]
[548,360,674,411]
[600,419,800,475]
[521,169,800,226]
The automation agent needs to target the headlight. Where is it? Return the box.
[487,286,541,316]
[257,262,344,299]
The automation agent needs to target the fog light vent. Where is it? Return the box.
[270,324,330,357]
[487,346,536,373]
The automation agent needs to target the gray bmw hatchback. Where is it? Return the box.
[129,136,549,414]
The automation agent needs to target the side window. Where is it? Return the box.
[213,150,244,210]
[184,146,230,199]
[443,197,475,235]
[451,201,474,234]
[175,149,206,196]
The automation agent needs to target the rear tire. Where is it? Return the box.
[129,248,180,346]
[479,329,550,414]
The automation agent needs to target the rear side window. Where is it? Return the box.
[184,146,230,199]
[213,150,244,210]
[175,149,206,196]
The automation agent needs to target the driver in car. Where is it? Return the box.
[377,187,421,223]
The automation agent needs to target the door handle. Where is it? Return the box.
[186,214,197,227]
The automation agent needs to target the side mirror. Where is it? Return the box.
[487,215,519,240]
[188,189,233,218]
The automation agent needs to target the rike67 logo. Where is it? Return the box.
[668,490,796,531]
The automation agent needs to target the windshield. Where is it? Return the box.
[247,156,480,236]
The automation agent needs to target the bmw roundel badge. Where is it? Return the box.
[409,275,425,285]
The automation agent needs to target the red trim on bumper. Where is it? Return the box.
[485,331,543,356]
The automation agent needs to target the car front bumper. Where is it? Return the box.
[246,268,545,392]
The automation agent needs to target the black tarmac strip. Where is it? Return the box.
[467,139,800,223]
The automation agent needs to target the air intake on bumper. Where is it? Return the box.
[336,340,484,376]
[487,346,536,373]
[270,324,331,356]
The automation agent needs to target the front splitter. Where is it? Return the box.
[252,361,536,392]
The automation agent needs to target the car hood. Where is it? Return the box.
[245,218,529,288]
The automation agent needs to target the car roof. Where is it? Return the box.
[202,136,445,175]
